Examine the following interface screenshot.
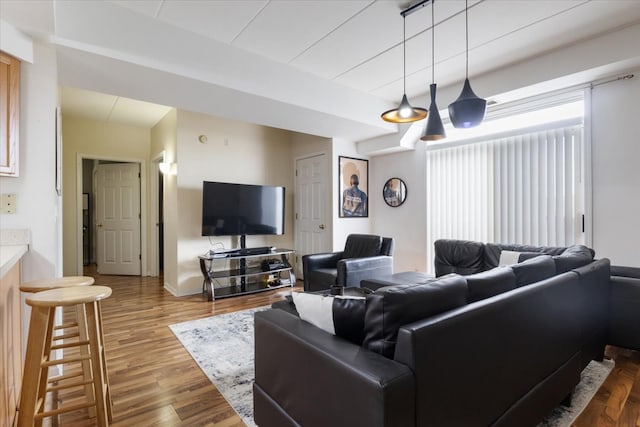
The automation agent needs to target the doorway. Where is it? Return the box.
[76,154,147,276]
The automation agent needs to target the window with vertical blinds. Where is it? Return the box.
[426,122,584,273]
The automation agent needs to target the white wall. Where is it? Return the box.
[172,110,295,296]
[371,145,429,273]
[591,72,640,267]
[0,42,59,281]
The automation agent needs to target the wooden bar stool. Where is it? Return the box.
[20,276,96,421]
[18,286,113,427]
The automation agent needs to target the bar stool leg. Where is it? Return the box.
[19,306,55,427]
[96,300,113,421]
[75,303,97,418]
[85,301,108,426]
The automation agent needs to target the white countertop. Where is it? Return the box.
[0,244,28,277]
[0,229,30,277]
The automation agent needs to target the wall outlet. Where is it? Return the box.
[1,193,16,214]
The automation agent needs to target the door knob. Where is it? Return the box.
[319,224,325,229]
[97,223,103,228]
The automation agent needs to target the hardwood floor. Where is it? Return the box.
[57,269,295,426]
[54,270,639,426]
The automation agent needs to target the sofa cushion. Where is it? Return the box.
[343,234,382,259]
[510,255,556,287]
[362,274,468,358]
[553,245,595,273]
[361,271,436,292]
[465,267,517,302]
[291,292,367,345]
[434,239,485,277]
[485,243,566,270]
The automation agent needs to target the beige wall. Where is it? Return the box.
[61,115,151,275]
[173,110,295,296]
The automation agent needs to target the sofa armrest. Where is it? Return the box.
[609,274,640,350]
[302,252,343,271]
[611,265,640,279]
[254,309,415,427]
[337,255,394,287]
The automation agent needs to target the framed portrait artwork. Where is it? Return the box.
[339,156,368,218]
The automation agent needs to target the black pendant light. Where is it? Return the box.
[421,0,445,141]
[448,0,486,128]
[381,14,428,123]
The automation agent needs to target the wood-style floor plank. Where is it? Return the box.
[52,269,639,426]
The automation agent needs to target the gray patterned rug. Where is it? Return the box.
[170,308,614,427]
[537,358,614,426]
[169,307,269,427]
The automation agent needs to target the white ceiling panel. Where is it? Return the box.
[289,0,411,80]
[232,0,371,63]
[109,0,161,18]
[158,0,268,43]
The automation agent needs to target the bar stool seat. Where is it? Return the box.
[20,276,95,293]
[19,286,113,427]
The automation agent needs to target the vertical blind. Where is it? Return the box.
[426,124,584,273]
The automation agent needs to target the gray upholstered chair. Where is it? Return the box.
[302,234,395,292]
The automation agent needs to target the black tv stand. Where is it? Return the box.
[199,246,295,301]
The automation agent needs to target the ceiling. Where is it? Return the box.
[2,0,640,138]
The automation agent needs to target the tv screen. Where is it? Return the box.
[201,181,285,236]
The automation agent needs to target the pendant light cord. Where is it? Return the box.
[465,0,469,78]
[431,0,435,84]
[403,16,407,94]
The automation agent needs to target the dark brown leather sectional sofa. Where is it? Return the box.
[253,240,625,427]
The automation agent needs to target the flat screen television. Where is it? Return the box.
[201,181,285,237]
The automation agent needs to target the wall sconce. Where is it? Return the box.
[159,162,177,175]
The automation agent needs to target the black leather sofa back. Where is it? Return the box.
[434,239,595,277]
[609,265,640,350]
[464,267,516,303]
[363,274,467,358]
[572,258,611,367]
[434,239,484,276]
[484,243,567,269]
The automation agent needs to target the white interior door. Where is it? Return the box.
[295,154,329,278]
[96,163,141,275]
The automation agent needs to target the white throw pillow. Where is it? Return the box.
[291,292,336,334]
[290,292,367,343]
[499,250,521,266]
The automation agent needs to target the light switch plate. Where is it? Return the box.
[1,193,16,214]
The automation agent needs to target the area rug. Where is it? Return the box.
[537,358,614,426]
[169,307,269,427]
[170,308,614,427]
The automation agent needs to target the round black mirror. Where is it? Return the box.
[383,178,407,207]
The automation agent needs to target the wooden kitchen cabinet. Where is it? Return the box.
[0,51,20,177]
[0,260,22,427]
